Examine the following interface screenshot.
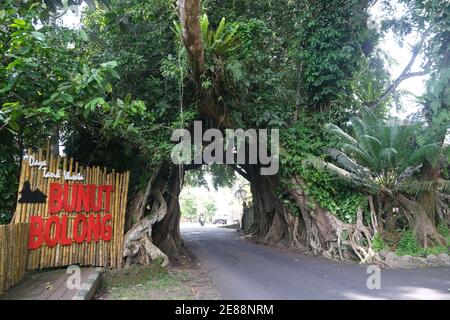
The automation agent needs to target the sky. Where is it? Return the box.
[370,1,428,118]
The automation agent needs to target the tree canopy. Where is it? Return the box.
[1,0,448,262]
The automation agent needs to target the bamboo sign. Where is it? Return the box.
[12,147,130,270]
[0,223,29,295]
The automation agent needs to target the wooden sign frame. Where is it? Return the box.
[12,147,130,270]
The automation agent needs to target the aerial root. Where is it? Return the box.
[123,187,170,267]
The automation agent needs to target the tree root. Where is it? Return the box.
[396,193,447,247]
[437,192,450,227]
[289,175,376,263]
[123,187,170,267]
[282,208,303,249]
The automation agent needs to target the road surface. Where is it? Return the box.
[181,224,450,300]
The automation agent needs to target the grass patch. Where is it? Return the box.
[372,233,386,252]
[395,228,450,257]
[100,264,168,289]
[96,265,221,300]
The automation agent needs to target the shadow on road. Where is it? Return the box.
[181,224,450,300]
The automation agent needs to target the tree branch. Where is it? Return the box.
[176,0,233,128]
[231,164,250,181]
[177,0,205,83]
[369,31,430,109]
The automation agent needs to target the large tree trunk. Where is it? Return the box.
[437,193,450,227]
[418,162,440,225]
[246,166,275,238]
[385,202,396,233]
[123,164,185,267]
[396,193,447,247]
[244,170,377,263]
[177,0,233,128]
[125,166,161,232]
[289,175,346,259]
[152,167,185,259]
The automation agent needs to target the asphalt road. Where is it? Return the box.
[181,224,450,300]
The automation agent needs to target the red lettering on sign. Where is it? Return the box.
[48,183,114,214]
[63,183,77,212]
[29,182,116,249]
[44,215,61,247]
[90,185,102,212]
[101,214,113,241]
[48,183,63,214]
[28,213,113,249]
[60,215,72,245]
[28,216,44,249]
[76,184,90,212]
[73,214,88,244]
[87,213,101,243]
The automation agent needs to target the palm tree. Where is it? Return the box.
[308,107,448,247]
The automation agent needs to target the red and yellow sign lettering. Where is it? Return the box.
[14,149,129,270]
[27,183,115,249]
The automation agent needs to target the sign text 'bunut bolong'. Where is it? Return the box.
[28,183,115,249]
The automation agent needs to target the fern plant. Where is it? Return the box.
[172,14,241,91]
[199,14,240,57]
[173,14,240,58]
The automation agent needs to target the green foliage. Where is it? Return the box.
[183,165,237,191]
[372,233,387,252]
[307,107,448,196]
[394,0,450,73]
[437,223,450,239]
[209,164,237,190]
[396,230,449,256]
[0,131,19,224]
[0,0,153,207]
[64,0,191,198]
[279,112,365,222]
[203,199,217,222]
[351,53,393,112]
[184,169,210,190]
[199,15,240,57]
[396,230,420,256]
[182,0,374,130]
[82,0,181,120]
[181,3,295,129]
[0,2,141,139]
[290,0,374,108]
[180,195,198,221]
[414,68,450,157]
[312,189,365,224]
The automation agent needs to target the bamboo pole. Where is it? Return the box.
[113,171,120,268]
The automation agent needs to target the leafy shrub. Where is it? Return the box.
[0,132,20,224]
[396,229,450,256]
[437,223,449,239]
[372,233,386,252]
[396,231,420,256]
[280,114,366,224]
[420,246,449,256]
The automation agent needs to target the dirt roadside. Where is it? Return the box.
[95,252,221,300]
